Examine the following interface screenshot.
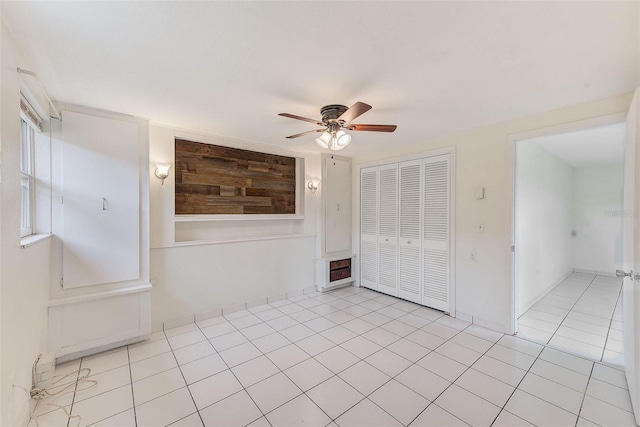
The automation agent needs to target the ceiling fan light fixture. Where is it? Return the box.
[280,101,396,149]
[335,130,351,147]
[315,131,331,149]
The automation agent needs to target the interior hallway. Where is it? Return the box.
[517,272,623,365]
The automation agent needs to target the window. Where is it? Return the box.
[20,118,35,237]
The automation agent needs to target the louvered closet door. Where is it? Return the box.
[377,164,399,296]
[398,160,423,303]
[360,167,379,290]
[422,154,451,311]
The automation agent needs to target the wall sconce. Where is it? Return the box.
[154,163,172,185]
[307,180,319,194]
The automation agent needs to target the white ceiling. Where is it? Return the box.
[523,122,626,167]
[2,1,638,157]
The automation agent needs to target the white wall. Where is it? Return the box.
[148,125,321,328]
[515,143,575,313]
[573,165,624,274]
[0,20,52,427]
[352,93,633,333]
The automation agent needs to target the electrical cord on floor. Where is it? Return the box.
[28,367,98,427]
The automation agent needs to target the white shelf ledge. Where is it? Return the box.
[175,214,305,222]
[151,233,315,249]
[20,233,53,248]
[48,283,153,307]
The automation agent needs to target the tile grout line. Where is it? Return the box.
[249,288,413,424]
[125,346,139,427]
[488,341,570,426]
[218,287,442,425]
[64,359,82,427]
[574,363,597,427]
[600,279,625,363]
[161,328,209,427]
[515,296,624,367]
[299,288,447,425]
[542,274,597,346]
[520,274,613,356]
[518,275,589,330]
[193,314,277,426]
[395,325,483,426]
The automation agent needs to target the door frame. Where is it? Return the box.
[355,146,457,317]
[506,113,626,335]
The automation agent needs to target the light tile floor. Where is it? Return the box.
[32,285,636,427]
[518,272,624,365]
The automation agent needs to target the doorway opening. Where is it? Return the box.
[514,121,626,366]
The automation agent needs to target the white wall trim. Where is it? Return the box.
[506,112,627,335]
[354,146,457,169]
[20,232,52,248]
[48,283,152,307]
[151,232,315,250]
[56,335,147,364]
[175,214,305,222]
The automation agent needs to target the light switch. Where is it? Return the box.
[475,186,485,200]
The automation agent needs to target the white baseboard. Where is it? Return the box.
[163,315,195,330]
[160,284,350,331]
[455,311,473,323]
[455,311,506,334]
[573,268,617,278]
[56,335,147,364]
[473,316,507,334]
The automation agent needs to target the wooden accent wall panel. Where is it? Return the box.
[175,139,296,215]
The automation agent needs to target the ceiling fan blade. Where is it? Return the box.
[286,129,325,139]
[338,102,372,124]
[347,124,397,132]
[278,113,323,126]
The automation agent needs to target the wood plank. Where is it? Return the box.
[175,139,296,215]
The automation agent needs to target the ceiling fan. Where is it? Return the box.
[278,102,397,150]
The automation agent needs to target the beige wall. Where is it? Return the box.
[352,93,633,333]
[0,20,52,426]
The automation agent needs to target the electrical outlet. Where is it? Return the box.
[470,251,477,261]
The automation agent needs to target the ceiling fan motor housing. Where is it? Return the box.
[320,104,348,124]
